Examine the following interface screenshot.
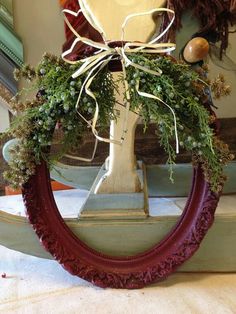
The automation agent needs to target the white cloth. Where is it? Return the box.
[0,189,183,218]
[1,192,236,313]
[0,245,236,314]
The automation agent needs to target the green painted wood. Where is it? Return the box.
[80,193,147,218]
[3,140,236,195]
[80,165,148,219]
[0,19,23,66]
[0,2,13,29]
[51,162,236,197]
[179,216,236,272]
[147,163,236,197]
[3,140,100,190]
[0,0,13,15]
[147,164,192,197]
[51,162,100,190]
[1,208,236,272]
[0,210,51,259]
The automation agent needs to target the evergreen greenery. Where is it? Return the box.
[1,52,234,192]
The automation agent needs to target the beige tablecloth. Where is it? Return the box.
[0,245,236,314]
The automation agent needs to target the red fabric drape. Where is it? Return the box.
[60,0,102,60]
[60,0,236,59]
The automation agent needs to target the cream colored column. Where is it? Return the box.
[82,0,165,194]
[95,72,141,194]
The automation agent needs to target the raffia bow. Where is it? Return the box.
[62,0,179,161]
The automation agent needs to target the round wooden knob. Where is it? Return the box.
[183,37,210,63]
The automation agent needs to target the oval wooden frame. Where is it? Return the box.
[22,160,220,289]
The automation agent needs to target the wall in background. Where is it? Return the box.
[11,1,236,117]
[11,0,65,105]
[175,13,236,118]
[13,0,65,67]
[208,31,236,118]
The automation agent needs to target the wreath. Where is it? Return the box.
[1,51,234,194]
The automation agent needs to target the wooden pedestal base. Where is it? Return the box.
[79,163,148,220]
[1,198,236,271]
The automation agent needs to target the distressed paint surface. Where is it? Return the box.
[1,204,236,271]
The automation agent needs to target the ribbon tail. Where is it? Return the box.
[83,61,123,145]
[62,8,109,55]
[136,81,179,154]
[121,8,175,51]
[72,51,111,79]
[75,53,114,112]
[64,138,98,162]
[74,56,124,146]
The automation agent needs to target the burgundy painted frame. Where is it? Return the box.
[20,0,220,289]
[22,161,219,289]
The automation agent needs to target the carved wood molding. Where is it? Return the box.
[0,1,22,96]
[23,161,219,288]
[0,2,13,29]
[0,11,23,67]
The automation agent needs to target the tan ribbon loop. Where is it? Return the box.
[62,8,109,54]
[122,8,175,51]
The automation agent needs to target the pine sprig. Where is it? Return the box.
[2,53,234,192]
